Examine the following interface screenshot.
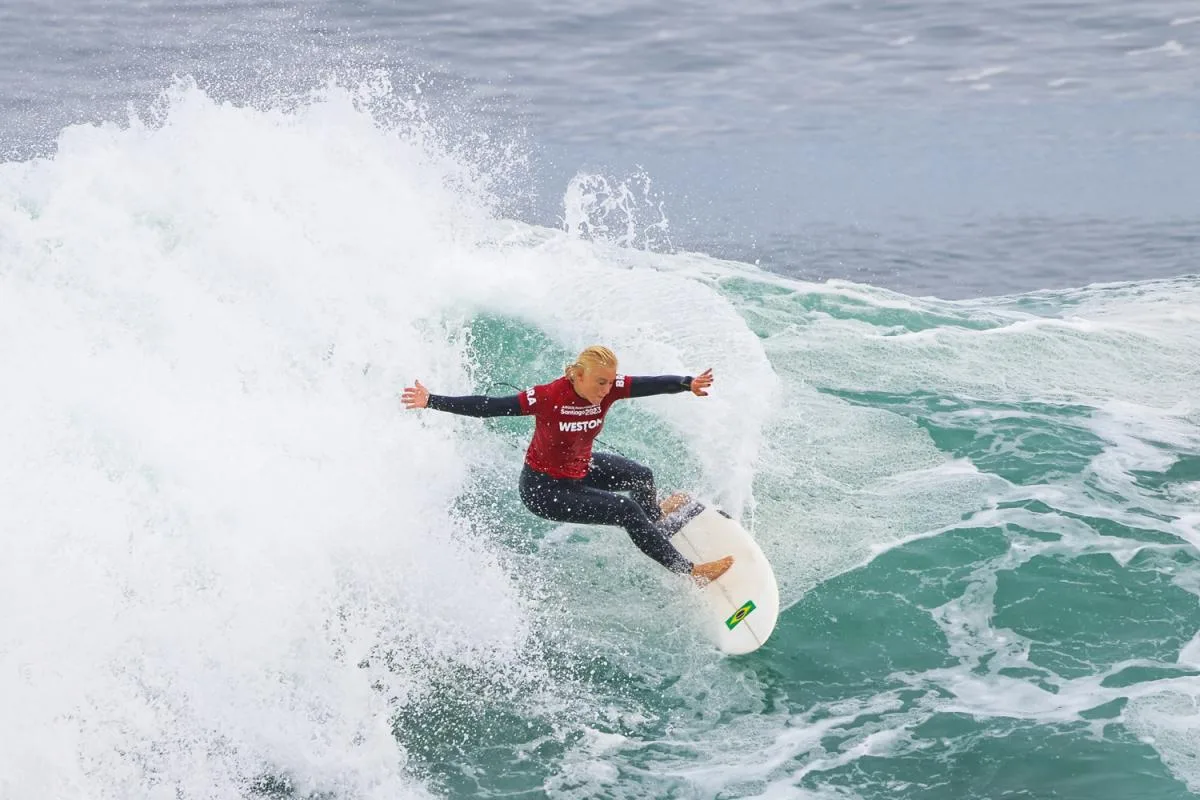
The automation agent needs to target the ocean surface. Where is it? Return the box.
[1,2,1198,798]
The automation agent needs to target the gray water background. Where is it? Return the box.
[1,0,1197,298]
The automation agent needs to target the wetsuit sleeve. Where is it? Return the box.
[426,394,525,417]
[626,375,693,398]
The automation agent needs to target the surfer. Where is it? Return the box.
[402,346,735,585]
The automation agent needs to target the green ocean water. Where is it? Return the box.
[389,273,1200,800]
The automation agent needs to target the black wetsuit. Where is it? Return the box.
[426,374,694,573]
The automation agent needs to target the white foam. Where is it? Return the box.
[1125,691,1200,794]
[659,688,908,798]
[1083,402,1200,550]
[1179,634,1200,668]
[0,78,538,799]
[764,276,1200,410]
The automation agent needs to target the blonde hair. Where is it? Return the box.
[565,345,618,381]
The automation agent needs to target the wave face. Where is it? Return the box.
[1,83,1198,799]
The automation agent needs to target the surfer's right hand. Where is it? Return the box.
[402,379,430,409]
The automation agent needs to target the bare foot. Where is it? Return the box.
[659,491,691,517]
[691,555,734,586]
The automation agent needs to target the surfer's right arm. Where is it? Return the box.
[402,379,525,417]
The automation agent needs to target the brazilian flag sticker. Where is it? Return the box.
[725,600,757,630]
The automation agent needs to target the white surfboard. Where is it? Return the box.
[664,501,780,655]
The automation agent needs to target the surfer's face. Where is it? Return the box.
[574,365,617,405]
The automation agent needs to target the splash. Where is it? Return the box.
[0,74,778,798]
[0,77,534,799]
[562,168,672,251]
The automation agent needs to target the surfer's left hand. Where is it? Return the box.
[690,368,714,397]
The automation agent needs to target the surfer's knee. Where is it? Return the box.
[610,495,645,525]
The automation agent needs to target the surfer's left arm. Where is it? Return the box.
[627,368,714,398]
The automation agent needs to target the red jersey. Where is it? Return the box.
[516,375,633,479]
